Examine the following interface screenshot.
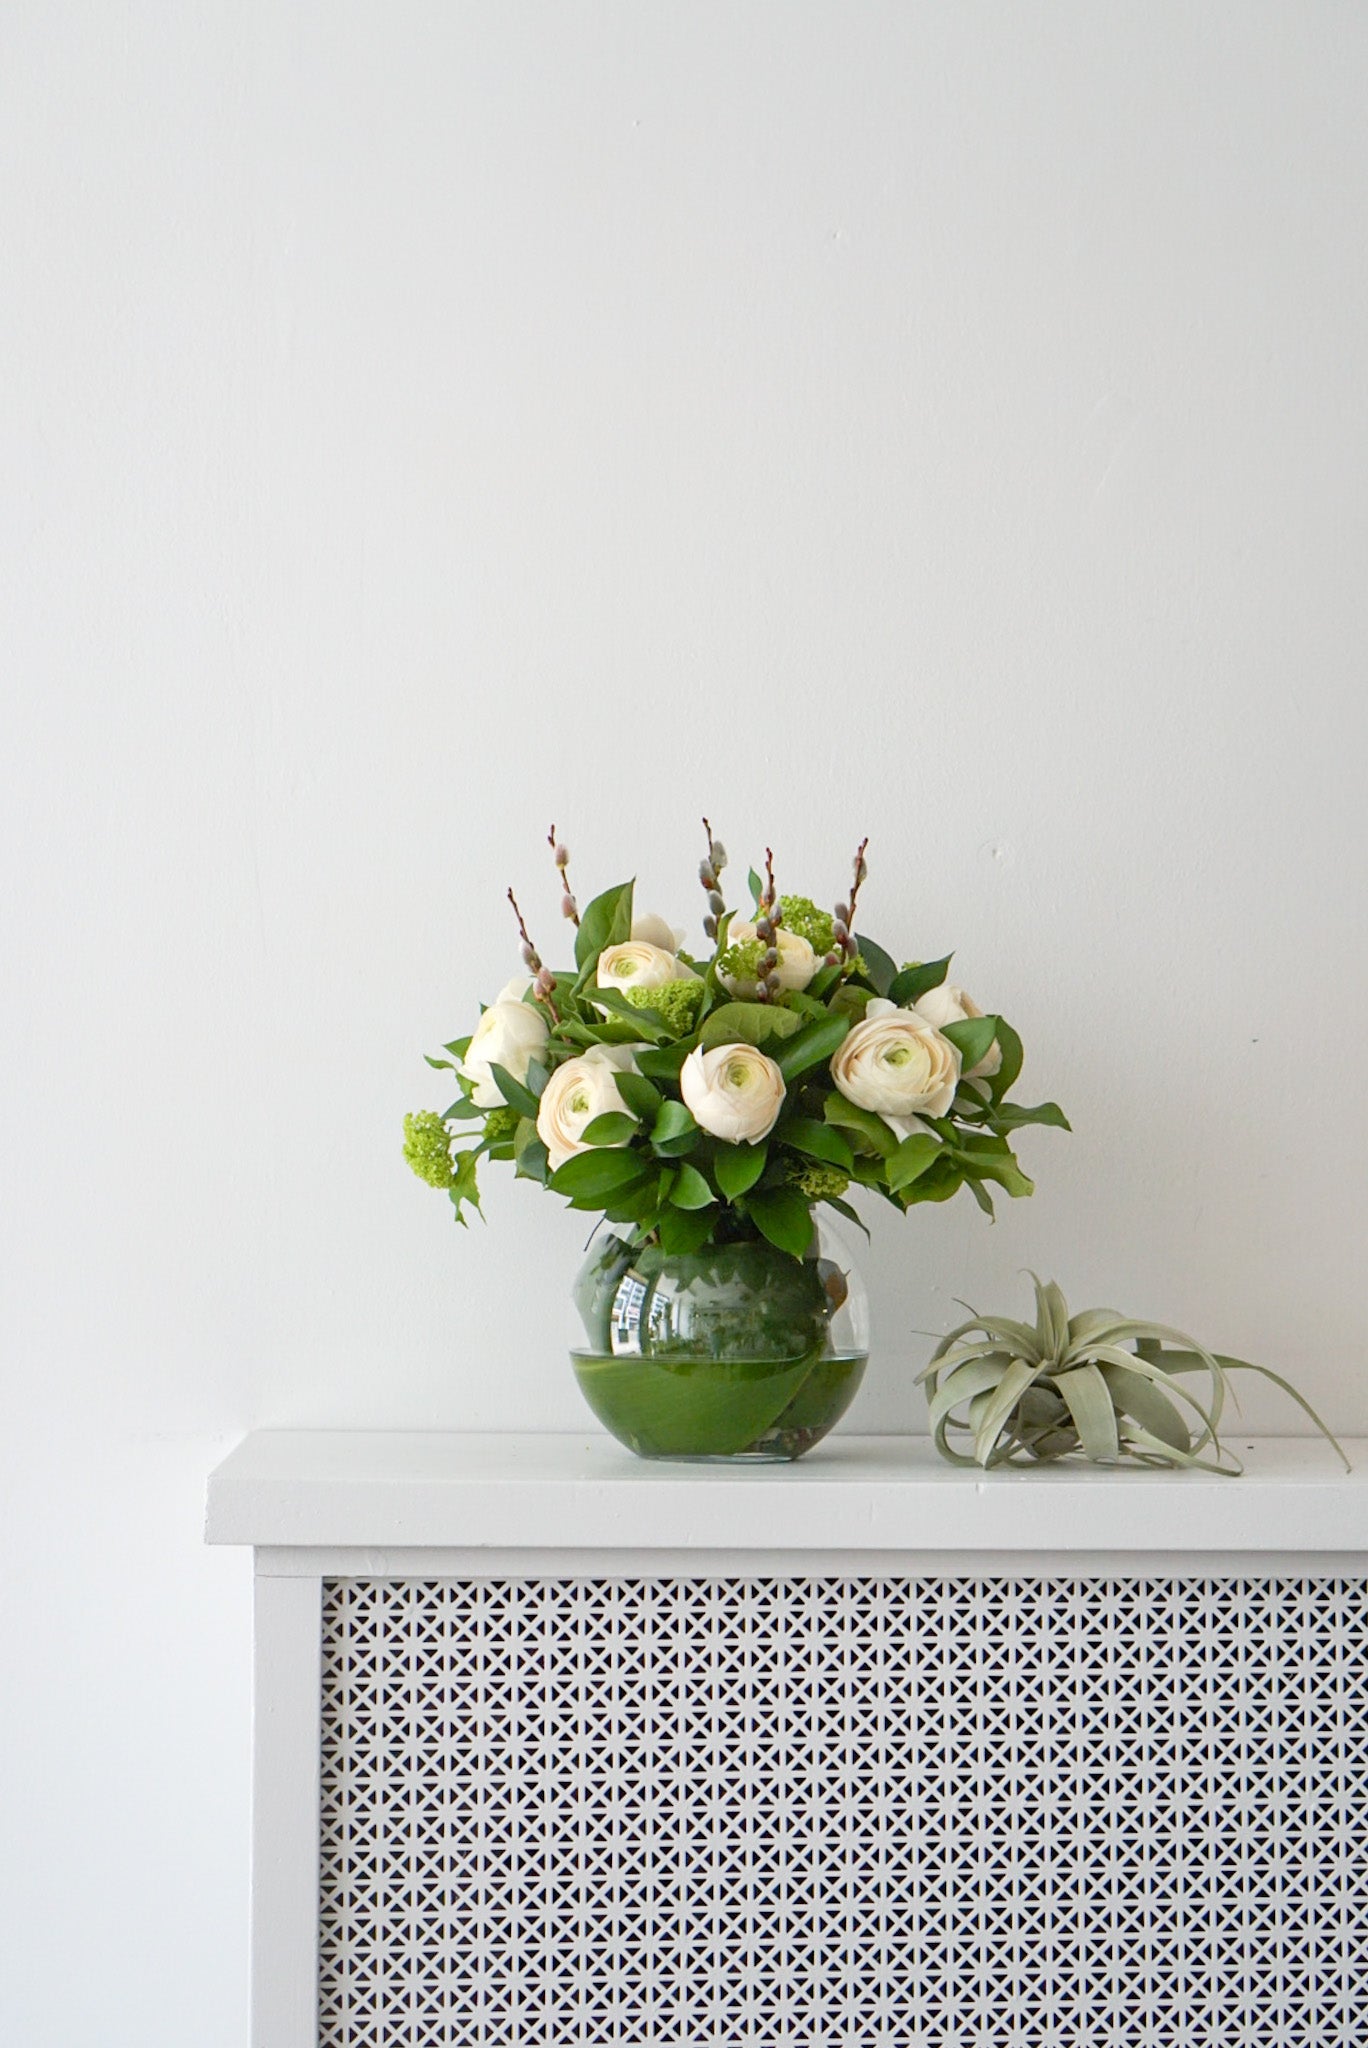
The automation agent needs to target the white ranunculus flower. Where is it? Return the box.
[680,1043,786,1145]
[829,997,961,1130]
[913,982,1002,1078]
[536,1046,639,1172]
[630,913,686,952]
[596,940,693,995]
[494,974,533,1005]
[717,919,819,995]
[459,996,551,1109]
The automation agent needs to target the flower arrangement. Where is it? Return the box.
[920,1274,1348,1473]
[405,824,1068,1259]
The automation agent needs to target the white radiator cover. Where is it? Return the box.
[316,1573,1367,2047]
[205,1433,1368,2047]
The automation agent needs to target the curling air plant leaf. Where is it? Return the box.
[918,1274,1348,1476]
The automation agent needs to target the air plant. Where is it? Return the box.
[918,1274,1348,1475]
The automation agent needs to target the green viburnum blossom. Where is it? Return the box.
[789,1161,851,1201]
[716,937,765,982]
[403,1110,455,1189]
[482,1105,521,1144]
[779,895,835,955]
[625,978,704,1034]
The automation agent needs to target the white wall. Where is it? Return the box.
[3,5,1366,2040]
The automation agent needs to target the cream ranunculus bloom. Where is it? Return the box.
[536,1046,638,1172]
[459,994,551,1109]
[829,997,961,1133]
[718,919,818,995]
[913,981,1002,1078]
[596,940,691,996]
[680,1043,786,1144]
[630,912,686,952]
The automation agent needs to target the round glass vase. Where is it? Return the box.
[570,1216,869,1462]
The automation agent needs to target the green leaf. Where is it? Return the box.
[512,1119,549,1184]
[489,1062,541,1119]
[823,1094,895,1157]
[574,880,634,973]
[549,1149,652,1201]
[580,1111,638,1145]
[774,1010,850,1081]
[443,1097,484,1121]
[747,866,764,909]
[950,1145,1034,1199]
[940,1015,999,1072]
[585,986,671,1040]
[887,1132,941,1192]
[821,1193,870,1238]
[650,1101,701,1157]
[658,1205,716,1255]
[635,1041,691,1081]
[777,1117,854,1170]
[525,1057,550,1098]
[989,1017,1023,1099]
[746,1185,815,1258]
[897,1155,964,1204]
[447,1148,482,1225]
[888,955,952,1007]
[602,1179,662,1224]
[714,1142,768,1199]
[852,933,896,996]
[424,1054,456,1072]
[987,1099,1071,1132]
[615,1072,663,1122]
[651,1100,697,1148]
[697,1001,804,1049]
[442,1035,472,1059]
[669,1162,716,1210]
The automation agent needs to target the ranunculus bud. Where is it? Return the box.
[913,983,1002,1077]
[680,1043,786,1144]
[596,941,693,996]
[536,1047,636,1171]
[717,920,819,996]
[459,995,552,1109]
[630,913,684,951]
[829,998,961,1134]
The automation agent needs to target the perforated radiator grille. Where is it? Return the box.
[318,1577,1368,2046]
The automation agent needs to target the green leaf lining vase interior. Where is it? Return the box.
[570,1219,869,1461]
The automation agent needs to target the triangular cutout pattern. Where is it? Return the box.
[317,1576,1368,2045]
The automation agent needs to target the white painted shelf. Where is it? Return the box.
[206,1430,1367,1563]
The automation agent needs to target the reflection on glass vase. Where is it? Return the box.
[570,1215,869,1462]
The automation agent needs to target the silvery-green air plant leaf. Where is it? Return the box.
[917,1274,1349,1475]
